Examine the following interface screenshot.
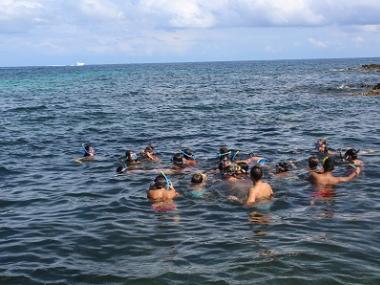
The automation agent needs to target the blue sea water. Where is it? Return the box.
[0,58,380,285]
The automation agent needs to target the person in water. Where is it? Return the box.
[229,166,273,206]
[245,166,273,206]
[116,165,128,175]
[223,162,249,182]
[190,173,208,198]
[308,156,320,172]
[309,157,360,188]
[172,148,197,170]
[75,143,96,163]
[147,174,179,202]
[344,149,363,174]
[140,144,160,161]
[124,150,140,165]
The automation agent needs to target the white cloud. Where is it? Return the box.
[308,37,328,48]
[79,0,124,20]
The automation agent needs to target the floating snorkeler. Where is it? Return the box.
[75,143,96,163]
[147,173,178,201]
[171,148,197,171]
[343,148,363,174]
[140,144,160,162]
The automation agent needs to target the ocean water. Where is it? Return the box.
[1,58,379,285]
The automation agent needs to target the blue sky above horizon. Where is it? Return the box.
[1,0,380,66]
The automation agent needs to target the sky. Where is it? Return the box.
[1,0,380,66]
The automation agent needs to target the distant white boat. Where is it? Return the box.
[76,62,85,66]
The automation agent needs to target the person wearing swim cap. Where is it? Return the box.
[147,174,179,202]
[309,157,360,189]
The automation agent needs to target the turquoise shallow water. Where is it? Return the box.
[0,58,380,284]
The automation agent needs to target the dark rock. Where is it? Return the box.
[360,64,380,72]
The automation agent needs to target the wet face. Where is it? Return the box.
[88,146,96,156]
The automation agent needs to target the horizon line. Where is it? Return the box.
[1,55,380,68]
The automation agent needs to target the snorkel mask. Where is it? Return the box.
[181,148,195,160]
[82,143,95,157]
[344,148,359,161]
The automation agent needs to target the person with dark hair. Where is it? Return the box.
[190,173,208,197]
[245,166,273,206]
[75,143,96,163]
[141,144,160,161]
[147,174,178,202]
[124,150,140,165]
[309,157,359,187]
[172,148,197,170]
[228,166,273,206]
[308,156,320,171]
[344,148,363,174]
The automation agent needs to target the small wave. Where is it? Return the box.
[0,165,18,175]
[6,105,48,112]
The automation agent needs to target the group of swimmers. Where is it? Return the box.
[76,139,363,209]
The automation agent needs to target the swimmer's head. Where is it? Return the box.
[250,166,263,182]
[125,150,138,161]
[172,153,184,167]
[218,158,232,172]
[153,174,167,189]
[144,144,155,154]
[323,157,335,172]
[316,139,328,153]
[83,143,95,157]
[344,148,359,161]
[275,162,289,174]
[308,156,319,170]
[191,173,204,184]
[181,148,195,160]
[116,166,127,174]
[218,146,231,160]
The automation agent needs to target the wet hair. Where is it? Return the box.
[153,175,167,189]
[250,166,263,182]
[308,156,319,170]
[219,146,230,161]
[323,157,335,172]
[145,144,154,153]
[275,162,289,174]
[172,153,184,167]
[344,149,359,160]
[191,173,204,184]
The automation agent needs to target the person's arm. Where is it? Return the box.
[245,188,257,206]
[336,168,359,183]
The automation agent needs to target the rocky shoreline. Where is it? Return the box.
[363,83,380,96]
[360,64,380,72]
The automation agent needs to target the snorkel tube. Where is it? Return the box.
[160,171,171,191]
